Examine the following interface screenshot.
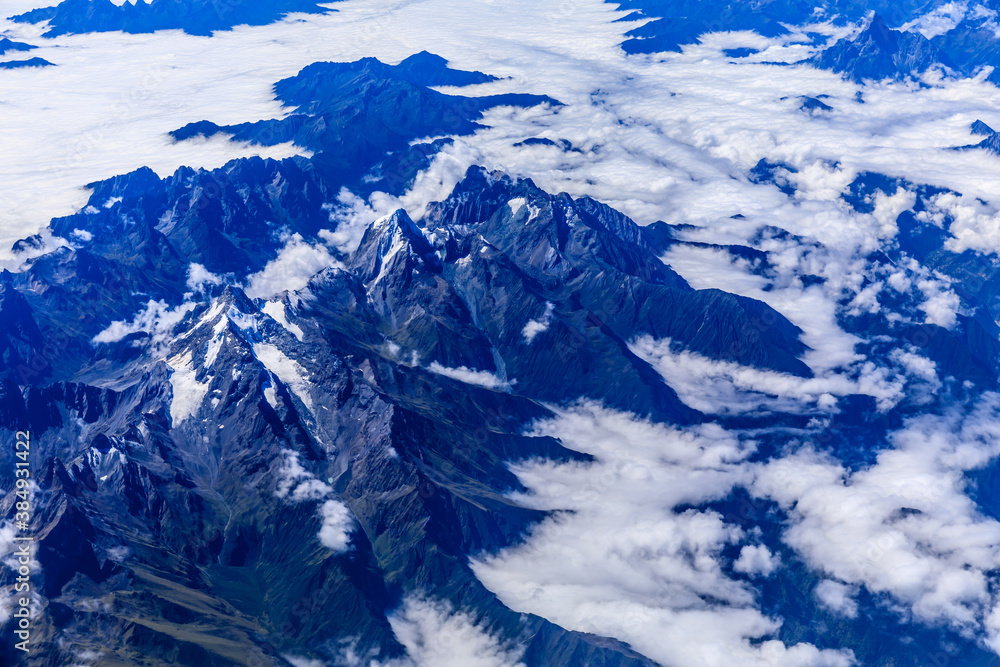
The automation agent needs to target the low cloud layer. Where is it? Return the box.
[754,395,1000,641]
[472,402,854,667]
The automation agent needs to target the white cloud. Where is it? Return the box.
[274,450,353,554]
[734,545,779,578]
[916,274,961,329]
[661,243,865,375]
[427,362,512,391]
[282,655,326,667]
[929,191,1000,255]
[318,500,354,553]
[186,263,223,292]
[472,402,853,667]
[815,580,859,618]
[521,302,554,343]
[375,596,525,667]
[321,189,397,255]
[275,450,320,499]
[245,233,340,299]
[902,2,969,39]
[0,0,619,261]
[92,299,195,351]
[630,335,906,414]
[753,395,1000,637]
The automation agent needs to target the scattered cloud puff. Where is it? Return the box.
[521,302,554,344]
[734,545,780,578]
[373,596,525,667]
[321,189,398,255]
[274,450,353,554]
[186,262,223,292]
[926,191,1000,255]
[472,402,853,667]
[92,299,196,352]
[283,656,326,667]
[427,362,513,391]
[318,500,354,552]
[245,233,341,299]
[815,580,860,618]
[902,2,969,39]
[916,273,962,329]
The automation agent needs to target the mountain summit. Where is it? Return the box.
[811,13,956,82]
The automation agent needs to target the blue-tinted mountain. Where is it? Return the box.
[607,0,948,54]
[931,11,1000,84]
[799,95,833,112]
[387,50,498,87]
[955,122,1000,155]
[170,54,557,196]
[10,0,336,37]
[962,131,1000,154]
[5,121,1000,667]
[972,119,996,136]
[811,13,956,82]
[8,137,1000,663]
[0,37,35,54]
[0,57,53,69]
[51,158,332,278]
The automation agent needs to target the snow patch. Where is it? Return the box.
[262,300,304,341]
[254,343,313,411]
[166,349,210,425]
